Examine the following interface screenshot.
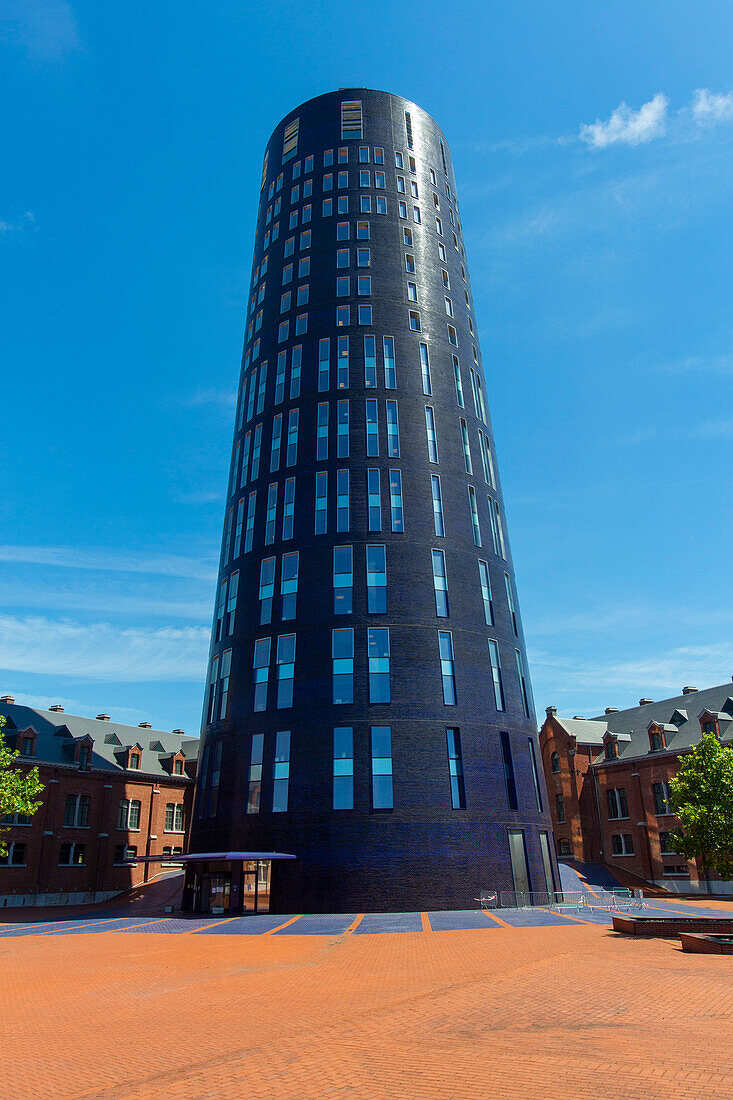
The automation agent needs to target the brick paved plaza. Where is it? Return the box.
[3,914,733,1099]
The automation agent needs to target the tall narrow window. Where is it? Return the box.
[333,545,353,614]
[501,732,518,810]
[226,571,238,635]
[244,491,257,554]
[365,399,379,456]
[385,400,400,457]
[282,476,295,540]
[493,500,507,558]
[478,560,494,626]
[484,436,497,489]
[281,551,299,620]
[432,549,449,617]
[276,634,296,708]
[270,414,282,472]
[315,471,327,534]
[337,400,349,457]
[215,579,227,642]
[420,343,432,395]
[368,627,390,703]
[460,419,472,474]
[257,362,267,413]
[219,651,232,719]
[337,335,349,389]
[316,402,329,460]
[366,545,387,612]
[282,116,299,161]
[286,408,299,467]
[528,738,544,812]
[290,346,302,399]
[341,100,363,140]
[253,638,271,712]
[246,367,258,421]
[259,556,276,625]
[240,430,252,488]
[431,475,445,537]
[333,727,354,810]
[504,573,518,634]
[272,730,290,812]
[468,486,481,546]
[367,469,381,531]
[332,628,354,704]
[425,406,438,462]
[250,423,262,479]
[275,351,287,404]
[246,734,264,814]
[318,338,330,391]
[336,469,350,532]
[439,631,457,704]
[207,656,219,724]
[364,335,377,387]
[446,728,466,809]
[232,498,245,558]
[389,470,404,532]
[489,640,505,711]
[453,355,464,407]
[383,337,396,388]
[371,726,393,809]
[264,482,278,544]
[478,430,491,485]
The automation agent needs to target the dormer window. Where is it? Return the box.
[648,726,666,752]
[79,745,90,770]
[174,759,184,776]
[699,711,720,737]
[550,752,560,773]
[20,736,35,758]
[129,753,140,770]
[605,740,619,760]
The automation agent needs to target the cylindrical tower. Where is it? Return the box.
[190,89,557,912]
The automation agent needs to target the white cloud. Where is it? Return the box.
[660,353,733,376]
[0,615,209,682]
[0,211,35,236]
[579,94,669,148]
[0,545,218,583]
[176,389,236,409]
[692,88,733,126]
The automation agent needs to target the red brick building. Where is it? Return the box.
[539,681,733,894]
[0,698,198,908]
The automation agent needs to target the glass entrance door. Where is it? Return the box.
[508,829,531,901]
[209,874,231,914]
[539,832,555,896]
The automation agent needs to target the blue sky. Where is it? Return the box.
[1,0,732,734]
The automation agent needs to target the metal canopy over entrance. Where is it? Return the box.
[128,851,296,916]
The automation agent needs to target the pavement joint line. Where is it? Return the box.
[115,917,172,933]
[420,911,432,932]
[263,914,302,935]
[344,914,363,934]
[536,906,596,926]
[481,908,512,928]
[186,916,240,934]
[37,916,132,936]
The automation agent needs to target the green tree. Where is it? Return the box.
[0,715,44,857]
[668,732,733,884]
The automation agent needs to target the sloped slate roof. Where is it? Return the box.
[0,703,199,777]
[581,682,733,764]
[553,717,607,744]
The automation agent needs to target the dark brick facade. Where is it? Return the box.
[191,90,557,912]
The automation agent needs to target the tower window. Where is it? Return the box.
[341,100,363,140]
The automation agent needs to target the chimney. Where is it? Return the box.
[0,695,15,705]
[172,729,185,735]
[605,707,619,714]
[682,686,697,695]
[48,704,64,713]
[639,698,653,706]
[95,713,110,722]
[138,722,152,729]
[545,706,557,716]
[572,715,585,720]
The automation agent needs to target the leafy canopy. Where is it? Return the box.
[0,715,45,856]
[668,732,733,881]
